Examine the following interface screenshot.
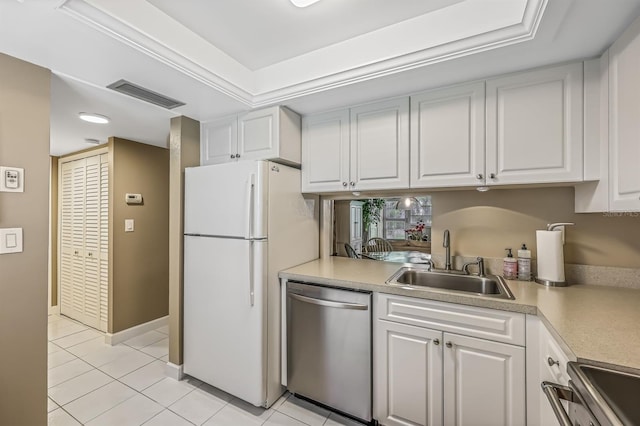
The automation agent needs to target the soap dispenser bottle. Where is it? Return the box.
[503,248,518,280]
[517,244,531,281]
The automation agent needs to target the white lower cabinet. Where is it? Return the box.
[525,315,575,426]
[376,320,443,426]
[374,294,526,426]
[443,333,525,426]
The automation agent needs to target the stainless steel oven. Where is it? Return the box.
[286,281,372,423]
[542,361,640,426]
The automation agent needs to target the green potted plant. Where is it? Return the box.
[362,198,385,242]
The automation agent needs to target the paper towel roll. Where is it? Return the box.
[536,230,565,282]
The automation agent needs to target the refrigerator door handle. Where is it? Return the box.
[249,240,255,307]
[245,174,255,240]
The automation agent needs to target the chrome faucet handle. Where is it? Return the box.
[424,259,434,271]
[462,257,485,276]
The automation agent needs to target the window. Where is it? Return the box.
[383,196,432,241]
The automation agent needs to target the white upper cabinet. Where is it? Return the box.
[486,63,584,185]
[349,98,410,191]
[302,98,409,193]
[201,106,301,166]
[609,15,640,211]
[201,115,238,165]
[410,82,486,188]
[301,109,350,192]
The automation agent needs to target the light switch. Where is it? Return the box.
[0,228,23,254]
[125,219,134,232]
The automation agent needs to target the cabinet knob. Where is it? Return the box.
[74,250,79,255]
[236,154,241,158]
[350,181,355,186]
[476,174,483,180]
[489,173,496,179]
[88,252,92,257]
[230,154,236,159]
[342,182,348,187]
[547,356,560,367]
[433,338,440,346]
[445,341,453,348]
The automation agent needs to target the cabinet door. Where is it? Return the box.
[443,333,525,426]
[375,320,443,426]
[350,98,409,191]
[609,16,640,211]
[301,109,350,192]
[411,82,485,188]
[238,106,278,162]
[538,325,572,426]
[201,116,238,165]
[486,63,583,185]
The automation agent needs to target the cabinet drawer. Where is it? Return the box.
[376,293,525,346]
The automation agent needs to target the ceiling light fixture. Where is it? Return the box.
[78,112,110,124]
[84,138,100,145]
[290,0,322,7]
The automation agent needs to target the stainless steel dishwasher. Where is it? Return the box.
[286,281,372,423]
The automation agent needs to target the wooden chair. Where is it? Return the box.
[344,243,359,259]
[363,237,393,254]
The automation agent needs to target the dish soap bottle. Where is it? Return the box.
[517,243,531,281]
[503,248,518,280]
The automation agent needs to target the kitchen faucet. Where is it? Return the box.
[443,229,452,271]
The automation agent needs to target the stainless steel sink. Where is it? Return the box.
[386,267,514,300]
[568,362,640,425]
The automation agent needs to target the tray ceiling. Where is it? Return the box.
[1,0,640,155]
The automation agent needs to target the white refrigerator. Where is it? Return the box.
[183,160,319,408]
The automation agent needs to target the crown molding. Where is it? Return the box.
[59,0,547,110]
[59,0,254,106]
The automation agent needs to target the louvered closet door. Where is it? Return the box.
[98,154,109,331]
[59,154,109,332]
[59,161,76,316]
[83,155,102,330]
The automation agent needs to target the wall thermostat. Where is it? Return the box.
[0,166,24,192]
[125,193,143,204]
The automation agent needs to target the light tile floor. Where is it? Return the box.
[48,314,361,426]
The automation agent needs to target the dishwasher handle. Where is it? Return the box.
[541,381,574,426]
[288,292,369,310]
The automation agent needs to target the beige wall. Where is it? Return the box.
[0,53,50,425]
[110,137,170,332]
[168,116,199,365]
[431,187,640,268]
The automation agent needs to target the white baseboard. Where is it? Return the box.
[48,305,60,315]
[105,315,168,346]
[165,362,184,381]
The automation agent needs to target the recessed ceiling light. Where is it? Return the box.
[78,112,110,124]
[290,0,322,7]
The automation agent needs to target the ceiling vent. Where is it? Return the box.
[107,79,185,109]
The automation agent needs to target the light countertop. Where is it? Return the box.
[280,256,640,373]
